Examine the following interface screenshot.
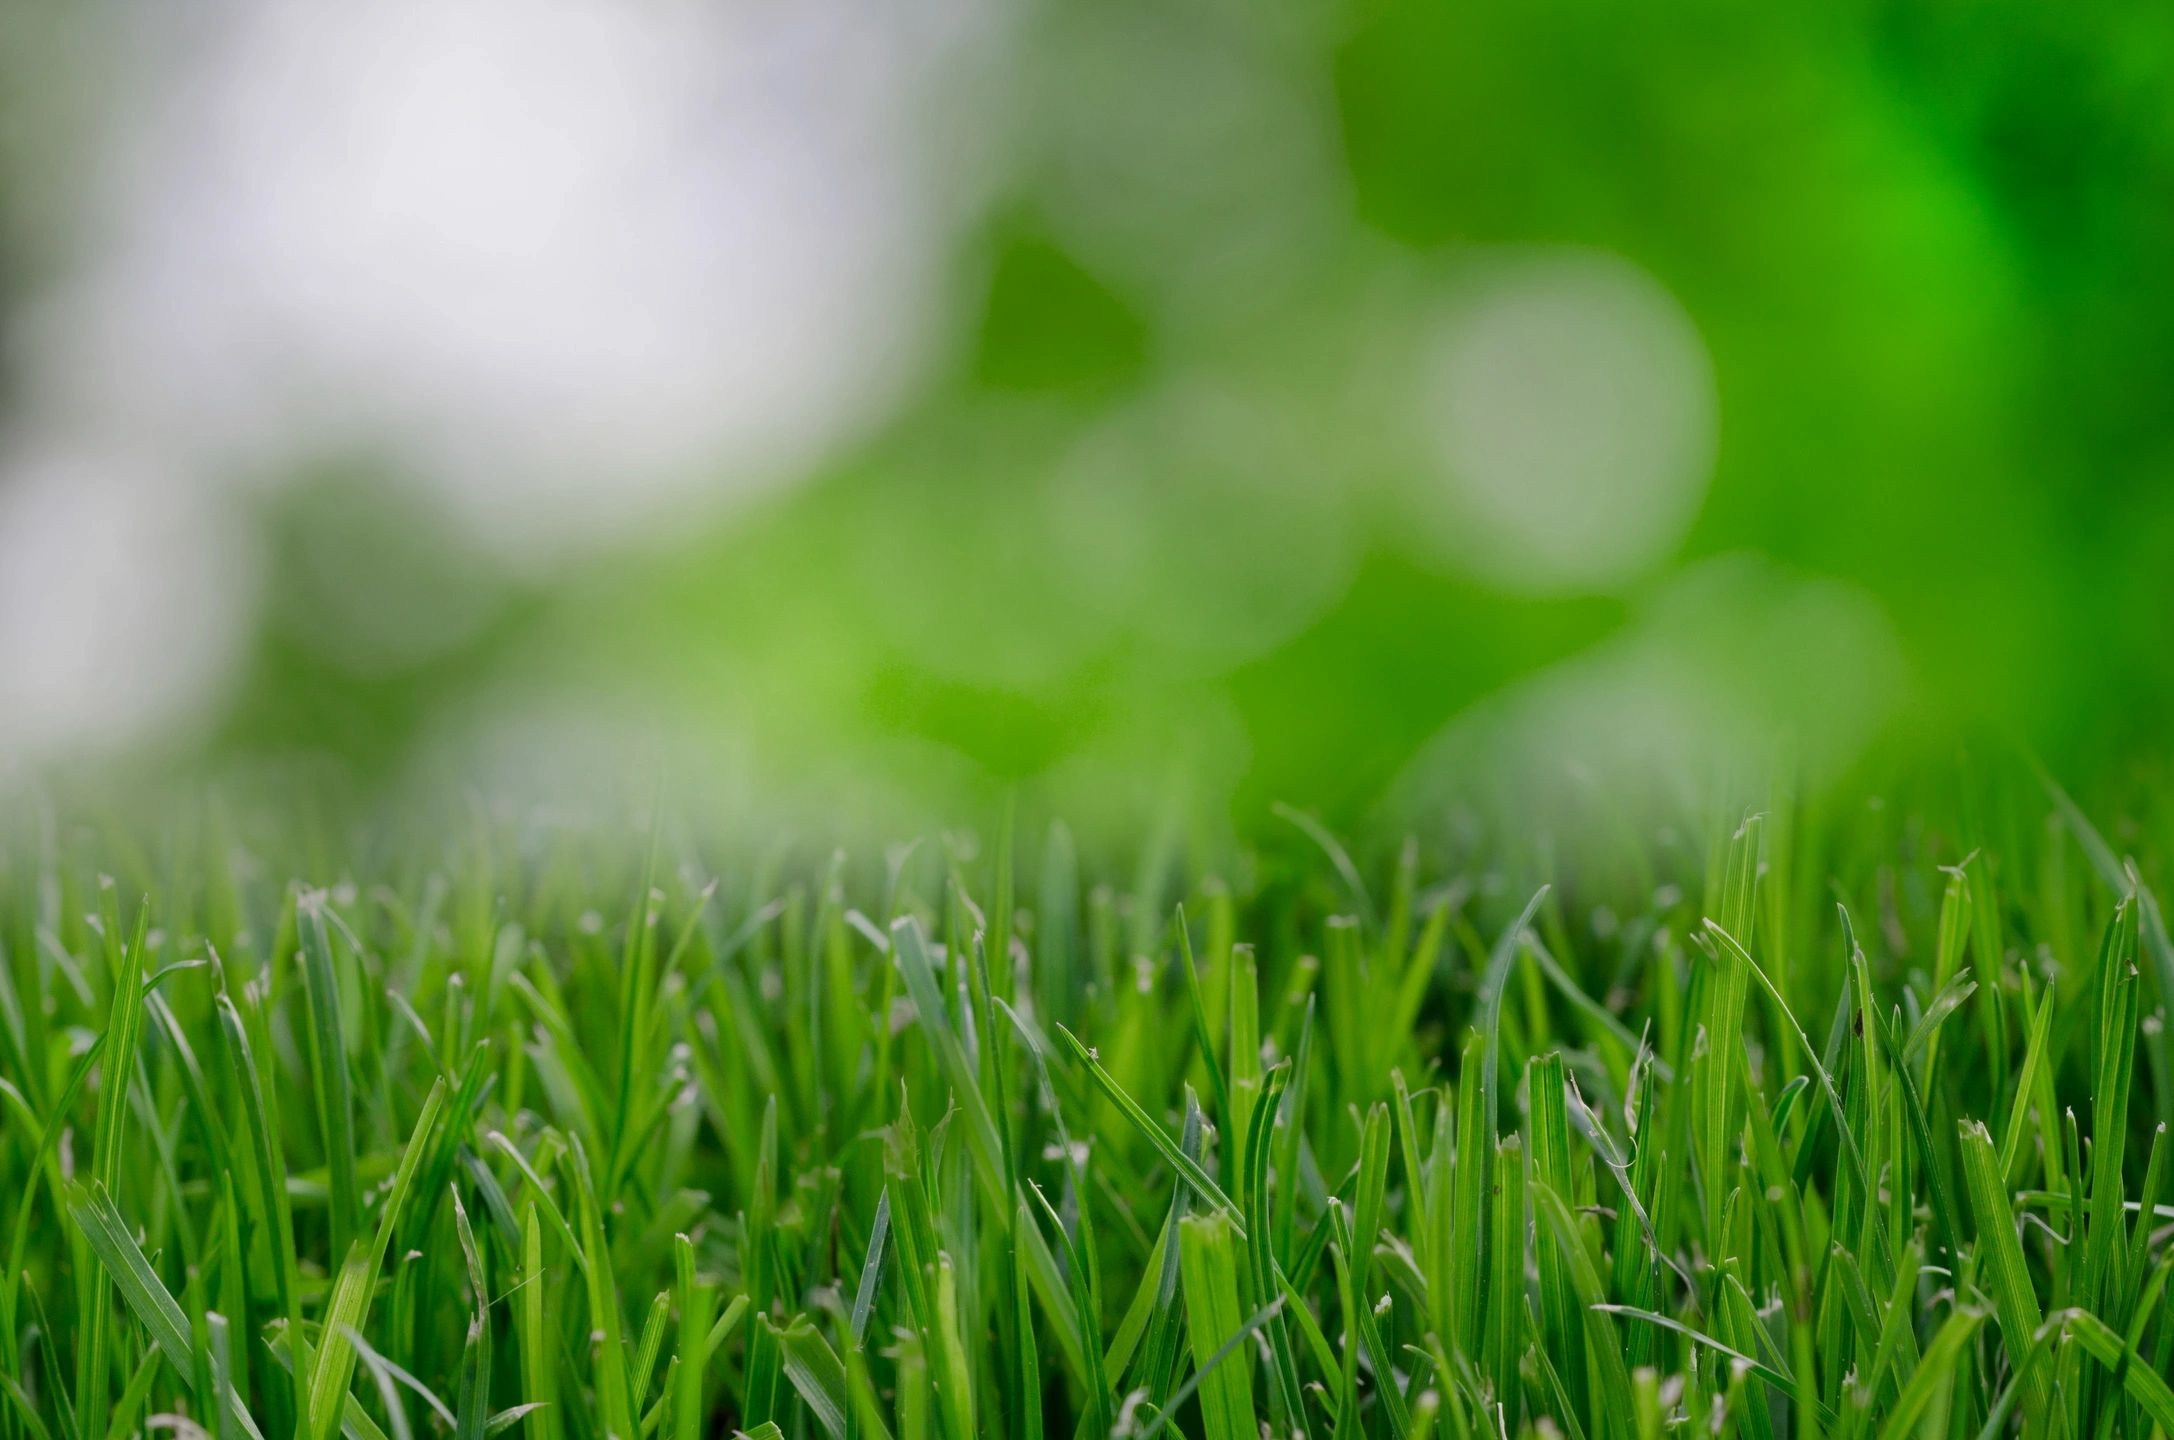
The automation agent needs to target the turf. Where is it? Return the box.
[2,773,2173,1440]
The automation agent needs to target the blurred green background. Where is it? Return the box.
[2,0,2170,837]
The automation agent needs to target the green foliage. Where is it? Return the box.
[3,772,2174,1440]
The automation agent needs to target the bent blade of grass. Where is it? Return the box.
[1053,1022,1244,1230]
[2064,1307,2174,1435]
[486,1130,584,1271]
[306,1078,448,1440]
[1272,803,1377,934]
[890,917,1009,1213]
[1706,917,1873,1200]
[1592,1305,1839,1428]
[1899,973,1977,1072]
[1524,932,1670,1082]
[1105,1097,1199,1401]
[345,1327,423,1440]
[1476,888,1551,1137]
[68,1184,265,1440]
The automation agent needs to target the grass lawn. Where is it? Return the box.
[2,770,2172,1440]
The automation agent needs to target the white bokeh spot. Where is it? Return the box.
[0,452,260,760]
[1387,554,1909,825]
[1417,250,1717,593]
[21,0,985,562]
[0,0,992,762]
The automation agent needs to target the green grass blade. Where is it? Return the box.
[1176,1212,1260,1440]
[1053,1022,1244,1228]
[298,894,364,1261]
[305,1078,448,1440]
[1956,1118,2048,1417]
[1871,1307,1986,1440]
[80,888,148,1439]
[2064,1308,2174,1434]
[68,1184,265,1440]
[774,1320,851,1440]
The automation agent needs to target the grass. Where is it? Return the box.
[1,768,2173,1440]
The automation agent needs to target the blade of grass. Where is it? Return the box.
[304,1078,448,1440]
[298,894,363,1262]
[1177,1212,1261,1440]
[67,1184,265,1440]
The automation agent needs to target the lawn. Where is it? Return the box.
[2,769,2171,1440]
